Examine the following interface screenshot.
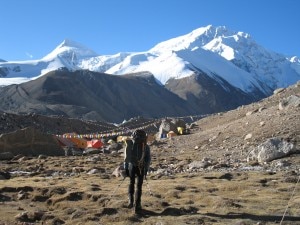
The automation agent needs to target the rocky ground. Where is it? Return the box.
[0,82,299,224]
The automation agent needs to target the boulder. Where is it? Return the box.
[279,95,300,110]
[157,118,186,138]
[0,127,64,157]
[247,138,297,163]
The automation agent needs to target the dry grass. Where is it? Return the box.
[1,158,300,225]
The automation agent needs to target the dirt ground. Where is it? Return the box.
[0,82,299,224]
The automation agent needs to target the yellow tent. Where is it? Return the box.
[117,135,130,143]
[177,127,184,135]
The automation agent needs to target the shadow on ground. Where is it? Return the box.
[204,212,300,223]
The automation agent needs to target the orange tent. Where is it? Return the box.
[56,136,75,148]
[69,138,87,149]
[87,139,103,149]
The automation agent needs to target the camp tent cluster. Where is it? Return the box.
[54,114,204,150]
[54,120,161,146]
[54,114,205,140]
[55,133,104,150]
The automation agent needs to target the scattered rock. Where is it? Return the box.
[244,133,252,140]
[273,88,285,95]
[87,168,100,175]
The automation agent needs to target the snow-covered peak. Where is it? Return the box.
[149,25,238,54]
[59,39,87,49]
[290,56,299,63]
[106,25,299,93]
[42,39,98,61]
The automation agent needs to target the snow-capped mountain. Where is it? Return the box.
[1,25,300,122]
[1,25,300,96]
[0,39,98,85]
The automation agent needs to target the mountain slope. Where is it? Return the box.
[1,25,299,94]
[165,71,256,114]
[0,70,197,122]
[0,68,262,122]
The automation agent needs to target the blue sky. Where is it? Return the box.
[1,0,299,61]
